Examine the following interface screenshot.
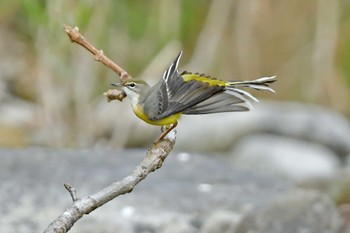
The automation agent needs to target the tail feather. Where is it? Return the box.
[225,88,259,103]
[227,76,276,92]
[224,76,276,104]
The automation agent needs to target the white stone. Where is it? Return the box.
[231,134,340,182]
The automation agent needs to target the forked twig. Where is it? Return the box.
[44,134,176,233]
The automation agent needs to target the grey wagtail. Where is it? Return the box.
[112,51,276,142]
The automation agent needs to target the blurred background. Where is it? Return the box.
[1,0,350,148]
[2,1,350,232]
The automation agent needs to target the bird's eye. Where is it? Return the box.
[128,82,136,88]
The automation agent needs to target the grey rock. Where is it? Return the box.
[0,148,342,233]
[175,102,350,158]
[255,103,350,158]
[201,210,242,233]
[157,217,197,233]
[231,134,340,182]
[235,189,342,233]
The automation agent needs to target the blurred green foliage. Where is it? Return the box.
[0,0,350,147]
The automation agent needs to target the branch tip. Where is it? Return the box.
[121,71,130,81]
[63,24,70,33]
[64,184,78,202]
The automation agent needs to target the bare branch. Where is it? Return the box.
[63,24,129,102]
[63,25,131,82]
[44,131,176,233]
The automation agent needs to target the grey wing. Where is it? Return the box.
[183,75,277,114]
[183,91,249,114]
[145,51,255,120]
[144,79,252,119]
[158,75,223,118]
[146,51,223,120]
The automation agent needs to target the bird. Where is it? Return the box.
[112,51,276,142]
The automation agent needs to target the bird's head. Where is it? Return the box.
[111,79,150,106]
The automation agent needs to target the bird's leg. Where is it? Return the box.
[156,122,178,143]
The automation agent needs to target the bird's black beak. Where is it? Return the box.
[111,83,122,87]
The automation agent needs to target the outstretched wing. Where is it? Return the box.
[183,75,276,114]
[183,91,249,114]
[144,51,275,121]
[148,52,224,120]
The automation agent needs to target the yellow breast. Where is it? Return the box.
[133,105,181,126]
